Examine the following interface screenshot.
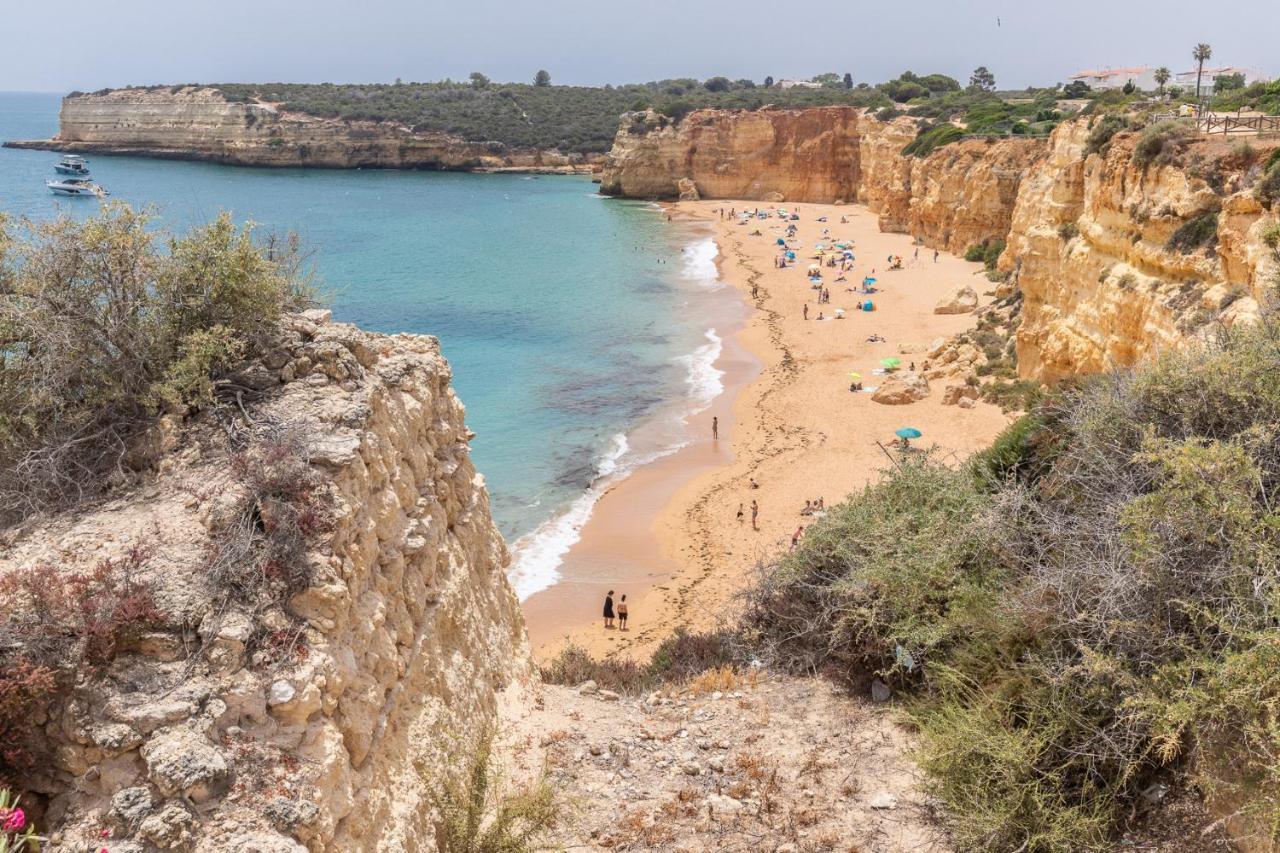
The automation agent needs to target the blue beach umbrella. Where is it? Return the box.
[776,238,786,245]
[895,427,923,440]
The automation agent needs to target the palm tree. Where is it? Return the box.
[1193,43,1212,103]
[1154,67,1171,96]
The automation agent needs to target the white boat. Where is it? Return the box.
[54,154,90,176]
[47,178,106,197]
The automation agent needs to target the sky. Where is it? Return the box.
[2,0,1277,93]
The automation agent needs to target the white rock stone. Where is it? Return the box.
[934,285,979,314]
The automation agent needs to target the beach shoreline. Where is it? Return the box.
[522,199,1016,662]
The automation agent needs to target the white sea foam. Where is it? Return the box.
[507,433,629,600]
[676,328,725,411]
[507,234,730,601]
[680,237,722,289]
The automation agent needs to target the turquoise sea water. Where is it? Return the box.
[0,91,732,597]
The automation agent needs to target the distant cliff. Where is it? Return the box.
[601,107,1279,381]
[4,87,602,172]
[599,107,1043,253]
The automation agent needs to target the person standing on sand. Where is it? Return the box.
[712,416,719,440]
[618,595,629,630]
[603,590,615,628]
[933,249,939,262]
[803,303,809,320]
[737,503,745,523]
[751,500,759,531]
[791,525,804,550]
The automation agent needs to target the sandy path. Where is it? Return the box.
[525,200,1015,661]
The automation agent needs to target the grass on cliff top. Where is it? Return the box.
[747,318,1280,850]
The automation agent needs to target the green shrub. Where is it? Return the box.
[963,243,986,263]
[903,123,965,157]
[434,729,558,853]
[0,206,313,523]
[1165,210,1219,253]
[1256,159,1280,209]
[982,239,1006,270]
[1132,120,1195,167]
[747,321,1280,848]
[1083,114,1127,157]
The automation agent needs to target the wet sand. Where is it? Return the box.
[523,199,1016,661]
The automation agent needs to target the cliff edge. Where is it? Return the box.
[4,87,600,172]
[1,311,533,852]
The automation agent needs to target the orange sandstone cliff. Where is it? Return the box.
[601,107,1279,381]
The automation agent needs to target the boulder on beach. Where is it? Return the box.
[872,372,930,405]
[934,285,978,314]
[942,383,980,406]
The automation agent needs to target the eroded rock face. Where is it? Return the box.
[5,87,600,172]
[599,107,1044,253]
[1004,120,1278,381]
[0,312,533,851]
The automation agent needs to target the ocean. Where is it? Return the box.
[0,91,735,599]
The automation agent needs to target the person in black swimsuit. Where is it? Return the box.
[603,590,615,628]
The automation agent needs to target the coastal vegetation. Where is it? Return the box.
[140,71,1153,157]
[0,205,313,523]
[746,319,1280,849]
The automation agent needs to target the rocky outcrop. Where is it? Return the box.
[1,311,533,851]
[599,107,1044,253]
[1004,121,1279,381]
[4,88,600,172]
[933,284,979,314]
[871,372,930,405]
[604,107,1280,381]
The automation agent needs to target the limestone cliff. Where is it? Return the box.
[0,311,533,851]
[599,107,1044,253]
[1004,120,1278,380]
[602,107,1279,380]
[4,87,599,172]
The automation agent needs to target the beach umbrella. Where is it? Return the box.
[848,372,861,380]
[776,238,786,245]
[880,357,901,369]
[864,276,877,284]
[895,427,923,440]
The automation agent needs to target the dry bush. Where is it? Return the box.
[204,426,332,607]
[0,546,162,780]
[433,729,558,853]
[540,628,741,694]
[0,205,312,525]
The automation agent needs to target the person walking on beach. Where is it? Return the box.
[603,590,616,629]
[712,416,719,440]
[618,595,629,630]
[803,303,809,320]
[736,503,745,523]
[933,249,939,262]
[751,500,759,531]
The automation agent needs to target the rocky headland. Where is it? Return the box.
[3,88,601,172]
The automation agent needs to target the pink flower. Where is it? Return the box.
[2,807,25,831]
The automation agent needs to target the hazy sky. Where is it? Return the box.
[3,0,1277,93]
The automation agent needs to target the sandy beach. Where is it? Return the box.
[524,199,1016,661]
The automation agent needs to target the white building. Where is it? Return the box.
[777,79,822,90]
[1068,66,1161,91]
[1173,66,1272,92]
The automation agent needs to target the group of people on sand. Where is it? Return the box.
[602,589,629,630]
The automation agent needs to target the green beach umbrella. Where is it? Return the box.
[880,357,901,369]
[895,427,922,440]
